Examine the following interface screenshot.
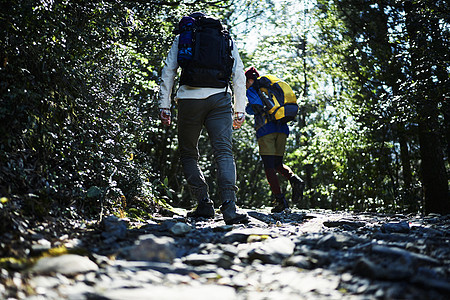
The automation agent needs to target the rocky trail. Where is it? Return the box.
[1,208,450,299]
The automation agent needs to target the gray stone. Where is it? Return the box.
[247,237,295,264]
[295,269,340,294]
[212,225,234,232]
[98,284,236,300]
[32,254,99,275]
[317,234,339,248]
[323,220,365,229]
[101,215,128,241]
[29,275,61,289]
[128,234,176,262]
[284,255,312,269]
[353,257,379,279]
[111,260,217,275]
[31,239,52,253]
[411,275,450,293]
[371,244,440,265]
[222,228,275,244]
[381,220,410,233]
[353,257,413,280]
[168,222,192,236]
[63,238,83,249]
[218,244,238,257]
[182,253,233,269]
[303,249,331,266]
[57,281,95,299]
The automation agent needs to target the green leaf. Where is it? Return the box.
[87,186,102,198]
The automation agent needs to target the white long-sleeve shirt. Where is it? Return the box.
[158,35,247,113]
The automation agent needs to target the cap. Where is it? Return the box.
[245,67,260,81]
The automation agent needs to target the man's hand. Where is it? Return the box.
[160,108,171,126]
[233,112,245,130]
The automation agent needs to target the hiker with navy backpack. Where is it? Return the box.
[158,12,248,225]
[245,67,305,213]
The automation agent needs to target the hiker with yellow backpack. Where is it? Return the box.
[245,67,305,213]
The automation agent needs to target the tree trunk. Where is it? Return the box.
[405,0,450,214]
[417,108,449,214]
[444,98,450,161]
[398,124,416,212]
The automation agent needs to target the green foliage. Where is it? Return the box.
[0,1,173,217]
[310,0,449,212]
[236,0,448,213]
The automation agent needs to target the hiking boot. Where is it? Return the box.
[187,198,215,218]
[220,200,249,225]
[289,175,305,204]
[271,194,289,213]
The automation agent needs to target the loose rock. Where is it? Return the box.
[31,254,99,275]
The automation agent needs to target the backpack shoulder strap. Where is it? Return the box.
[254,77,275,111]
[256,76,271,89]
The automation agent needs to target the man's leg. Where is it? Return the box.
[204,93,248,224]
[178,99,214,218]
[204,93,237,201]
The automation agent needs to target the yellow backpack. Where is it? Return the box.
[256,75,299,123]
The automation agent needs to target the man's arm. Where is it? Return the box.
[158,37,179,126]
[159,37,179,110]
[230,41,246,129]
[230,42,246,113]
